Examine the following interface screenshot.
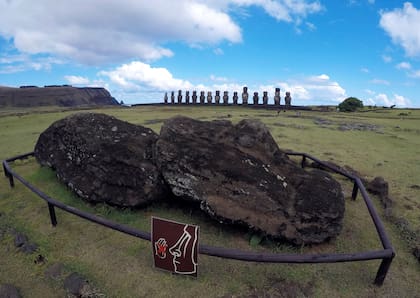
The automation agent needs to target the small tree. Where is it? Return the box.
[338,97,363,112]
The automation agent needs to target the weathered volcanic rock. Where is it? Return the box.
[156,116,345,244]
[35,113,166,207]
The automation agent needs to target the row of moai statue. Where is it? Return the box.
[163,87,292,106]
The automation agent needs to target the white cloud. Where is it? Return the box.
[210,75,228,82]
[0,1,241,64]
[375,93,410,107]
[361,67,369,73]
[231,0,323,23]
[368,0,375,4]
[380,2,420,57]
[396,61,412,70]
[0,53,63,74]
[64,75,90,85]
[0,0,323,65]
[213,48,224,55]
[99,61,194,92]
[370,78,390,85]
[409,69,420,78]
[365,90,411,107]
[382,55,392,63]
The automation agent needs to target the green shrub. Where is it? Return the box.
[338,97,363,112]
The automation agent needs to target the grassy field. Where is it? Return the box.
[1,105,419,297]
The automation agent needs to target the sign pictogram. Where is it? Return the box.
[151,217,199,276]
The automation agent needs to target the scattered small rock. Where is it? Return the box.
[410,184,420,190]
[34,254,45,265]
[0,284,21,298]
[367,176,389,198]
[338,122,381,132]
[13,233,28,248]
[20,242,38,254]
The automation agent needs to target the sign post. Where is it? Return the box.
[151,217,199,276]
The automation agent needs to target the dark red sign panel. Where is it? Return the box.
[151,217,199,276]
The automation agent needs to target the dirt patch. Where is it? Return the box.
[242,278,314,298]
[338,122,382,132]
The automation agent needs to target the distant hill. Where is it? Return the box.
[0,85,119,107]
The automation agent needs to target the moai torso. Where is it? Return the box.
[171,91,175,104]
[253,92,259,105]
[263,91,268,105]
[177,90,182,104]
[223,91,229,104]
[164,92,168,104]
[192,91,197,104]
[242,87,248,105]
[185,91,190,104]
[200,91,205,104]
[285,92,292,106]
[207,91,212,104]
[233,92,238,105]
[274,88,281,105]
[215,91,220,104]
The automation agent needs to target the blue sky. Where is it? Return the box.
[0,0,419,107]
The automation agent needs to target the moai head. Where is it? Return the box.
[207,91,212,104]
[215,90,220,104]
[263,91,268,105]
[185,91,190,104]
[192,91,197,104]
[223,91,228,104]
[233,91,238,104]
[253,92,259,105]
[164,92,168,104]
[171,91,175,104]
[200,91,205,103]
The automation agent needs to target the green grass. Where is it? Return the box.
[1,105,420,297]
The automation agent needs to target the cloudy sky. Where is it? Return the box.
[0,0,419,107]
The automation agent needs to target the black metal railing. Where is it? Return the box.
[2,151,395,285]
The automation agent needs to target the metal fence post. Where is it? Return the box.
[351,182,358,200]
[48,203,58,226]
[301,156,306,168]
[374,256,394,286]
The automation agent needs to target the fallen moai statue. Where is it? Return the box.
[35,113,345,244]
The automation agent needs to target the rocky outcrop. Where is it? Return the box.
[34,113,167,207]
[0,86,119,107]
[156,116,345,244]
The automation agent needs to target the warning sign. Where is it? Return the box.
[151,217,199,276]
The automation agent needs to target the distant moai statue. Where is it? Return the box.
[171,91,175,104]
[192,91,197,104]
[253,92,259,105]
[164,92,168,104]
[274,88,281,105]
[207,91,212,104]
[285,92,292,107]
[223,91,229,104]
[233,92,238,104]
[263,91,268,105]
[185,91,190,104]
[177,90,182,104]
[242,86,248,104]
[200,91,205,104]
[215,91,220,104]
